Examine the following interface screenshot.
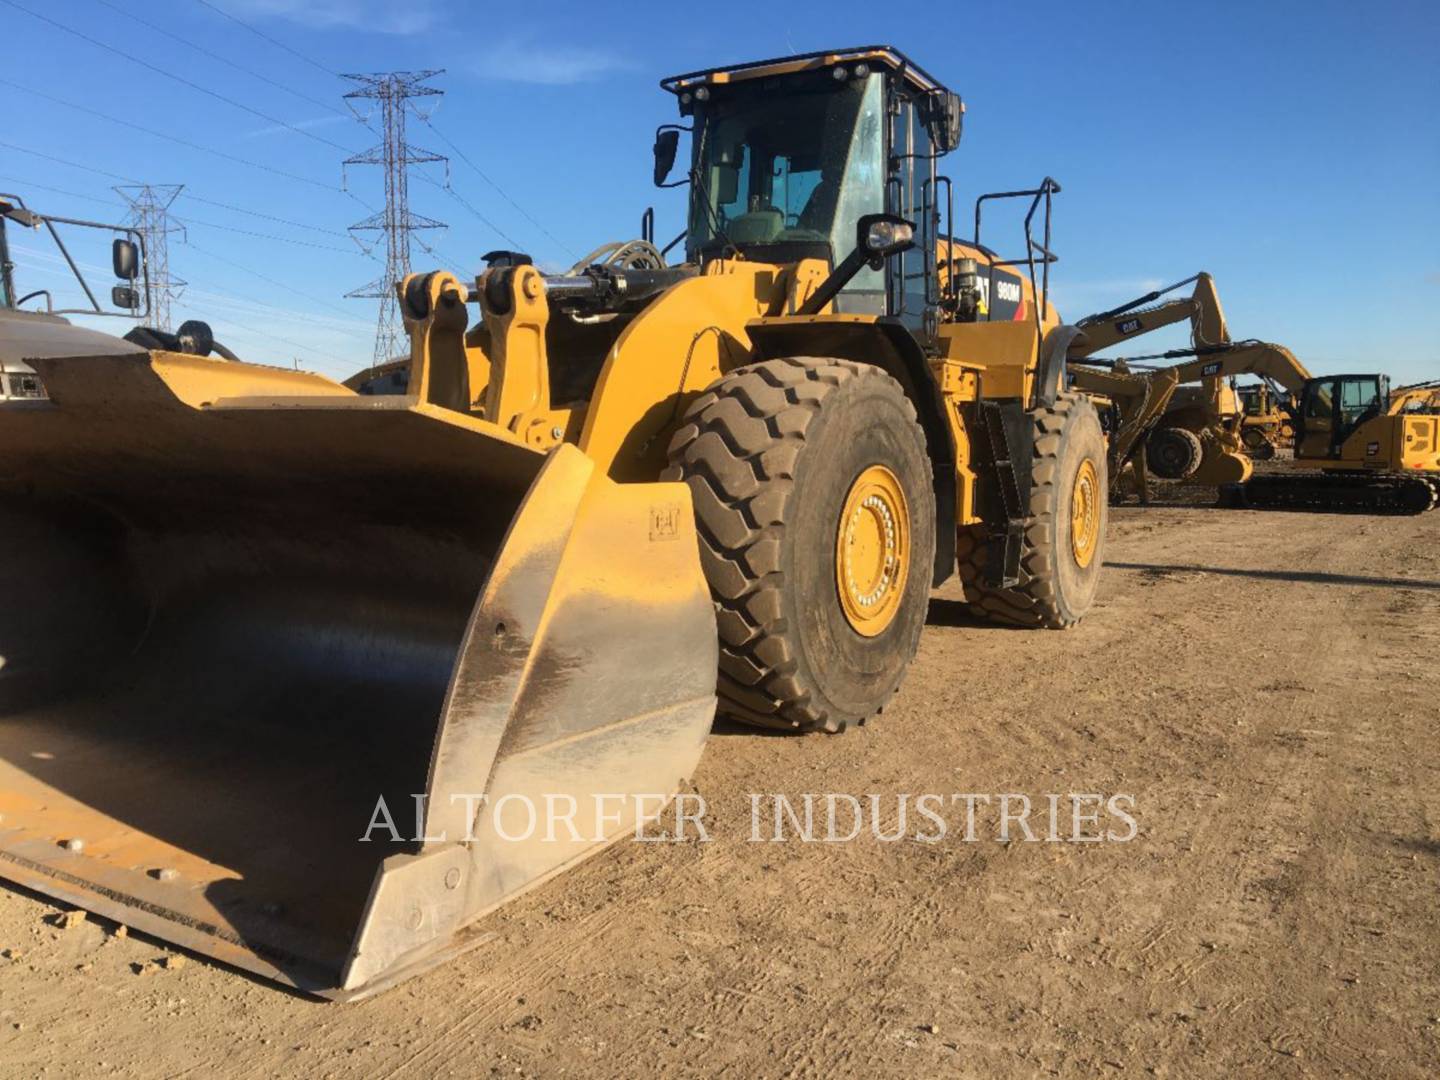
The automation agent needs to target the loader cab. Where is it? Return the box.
[661,47,961,336]
[1296,374,1388,458]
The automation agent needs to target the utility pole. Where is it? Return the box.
[114,184,185,332]
[342,70,447,365]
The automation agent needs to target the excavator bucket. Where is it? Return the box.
[0,348,716,999]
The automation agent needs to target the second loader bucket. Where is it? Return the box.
[0,348,716,998]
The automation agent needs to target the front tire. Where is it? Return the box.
[665,358,936,733]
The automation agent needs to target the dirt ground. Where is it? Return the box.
[2,501,1438,1078]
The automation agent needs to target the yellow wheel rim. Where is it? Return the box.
[835,464,910,637]
[1070,457,1100,569]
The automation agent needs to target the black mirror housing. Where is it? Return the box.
[112,238,140,280]
[653,129,680,187]
[928,91,964,154]
[111,285,139,310]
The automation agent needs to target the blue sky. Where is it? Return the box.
[3,0,1436,383]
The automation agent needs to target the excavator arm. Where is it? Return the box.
[1070,272,1230,359]
[1066,273,1313,490]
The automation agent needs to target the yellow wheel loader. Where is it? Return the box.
[0,47,1108,998]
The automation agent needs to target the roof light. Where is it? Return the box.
[680,92,692,105]
[832,66,849,81]
[694,85,710,101]
[853,62,870,78]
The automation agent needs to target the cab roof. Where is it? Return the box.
[660,45,951,98]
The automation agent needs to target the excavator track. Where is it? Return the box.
[1231,472,1439,516]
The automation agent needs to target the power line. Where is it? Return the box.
[0,140,138,184]
[184,240,375,323]
[15,237,373,333]
[416,172,521,250]
[0,77,347,193]
[3,0,359,155]
[181,284,372,337]
[183,308,361,373]
[3,138,364,241]
[91,0,360,126]
[173,215,363,254]
[420,116,578,258]
[193,0,340,79]
[177,194,354,239]
[0,174,126,209]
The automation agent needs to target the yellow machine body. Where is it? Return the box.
[0,46,1105,996]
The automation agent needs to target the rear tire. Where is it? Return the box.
[955,393,1107,628]
[1147,426,1203,480]
[665,358,936,733]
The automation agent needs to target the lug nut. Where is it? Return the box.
[61,838,84,852]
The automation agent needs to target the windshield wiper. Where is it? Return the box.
[688,168,738,258]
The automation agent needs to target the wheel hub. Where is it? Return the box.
[835,464,910,636]
[1070,457,1100,568]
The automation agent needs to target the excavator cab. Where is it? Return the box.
[1295,374,1388,459]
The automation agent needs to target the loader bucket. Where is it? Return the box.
[0,349,716,999]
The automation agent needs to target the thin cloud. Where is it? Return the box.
[1048,278,1164,312]
[225,0,440,36]
[242,114,354,139]
[472,38,635,85]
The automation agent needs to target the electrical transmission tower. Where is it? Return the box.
[342,70,448,364]
[115,184,186,332]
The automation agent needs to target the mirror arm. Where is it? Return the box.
[44,217,102,313]
[796,248,871,316]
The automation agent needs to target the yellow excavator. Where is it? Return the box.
[1067,274,1439,513]
[1236,373,1440,512]
[1066,273,1311,490]
[0,47,1108,997]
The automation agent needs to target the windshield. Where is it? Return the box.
[687,73,884,272]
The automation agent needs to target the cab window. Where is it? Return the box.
[1338,376,1381,425]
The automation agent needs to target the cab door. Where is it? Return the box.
[887,92,937,337]
[1296,376,1387,460]
[1296,379,1337,460]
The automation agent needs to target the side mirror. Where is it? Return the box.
[112,238,140,280]
[111,285,140,310]
[857,213,916,266]
[653,129,680,187]
[928,91,964,154]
